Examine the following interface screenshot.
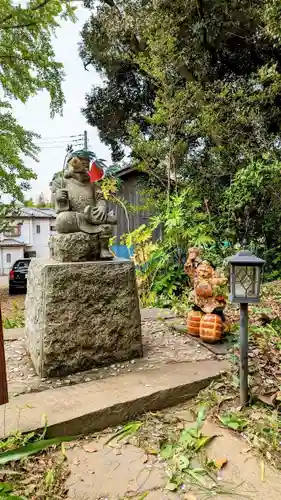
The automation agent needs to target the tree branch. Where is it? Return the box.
[0,0,53,29]
[0,22,38,30]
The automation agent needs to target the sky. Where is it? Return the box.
[12,5,111,202]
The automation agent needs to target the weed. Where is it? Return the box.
[3,303,25,329]
[219,413,248,431]
[0,429,74,499]
[105,421,143,445]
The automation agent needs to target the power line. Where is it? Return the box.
[35,130,87,151]
[35,134,83,141]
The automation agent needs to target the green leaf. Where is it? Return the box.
[105,422,143,445]
[160,443,176,459]
[0,483,13,492]
[219,414,247,431]
[165,481,178,491]
[178,454,190,471]
[0,484,27,499]
[0,496,27,500]
[195,435,216,451]
[0,436,75,465]
[179,429,196,448]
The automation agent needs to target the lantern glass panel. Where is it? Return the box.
[233,265,260,299]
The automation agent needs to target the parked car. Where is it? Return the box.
[9,259,31,295]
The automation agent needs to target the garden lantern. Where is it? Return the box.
[228,250,265,406]
[229,250,265,304]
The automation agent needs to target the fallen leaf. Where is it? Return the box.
[257,391,278,407]
[215,458,228,470]
[83,443,98,453]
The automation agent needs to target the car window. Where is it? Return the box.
[14,261,30,270]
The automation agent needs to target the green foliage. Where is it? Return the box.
[0,436,74,465]
[219,414,248,432]
[0,482,26,499]
[105,421,143,445]
[3,303,25,329]
[157,405,231,494]
[81,0,281,277]
[0,0,76,203]
[0,427,74,500]
[122,186,215,308]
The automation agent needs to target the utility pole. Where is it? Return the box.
[84,130,88,151]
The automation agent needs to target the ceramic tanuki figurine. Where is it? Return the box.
[185,249,229,343]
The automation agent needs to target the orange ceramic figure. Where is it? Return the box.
[184,247,202,285]
[184,249,228,343]
[194,260,227,314]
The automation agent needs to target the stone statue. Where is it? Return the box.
[50,150,117,262]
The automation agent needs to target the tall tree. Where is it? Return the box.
[81,0,281,264]
[0,0,76,204]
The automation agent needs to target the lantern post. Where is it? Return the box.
[228,250,265,407]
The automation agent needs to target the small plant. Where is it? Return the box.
[0,482,27,499]
[105,421,143,445]
[152,405,239,496]
[3,303,25,329]
[0,427,75,499]
[219,413,248,432]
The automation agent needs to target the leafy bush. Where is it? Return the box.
[122,187,216,308]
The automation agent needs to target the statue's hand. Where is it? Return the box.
[91,206,107,223]
[57,189,68,201]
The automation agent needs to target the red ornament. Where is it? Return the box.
[89,161,104,182]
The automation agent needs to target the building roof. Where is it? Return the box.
[7,207,56,219]
[115,166,141,179]
[0,239,25,247]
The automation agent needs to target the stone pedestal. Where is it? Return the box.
[25,258,142,377]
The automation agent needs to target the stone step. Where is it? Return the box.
[0,359,228,439]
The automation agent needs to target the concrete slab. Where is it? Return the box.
[141,308,177,320]
[0,359,228,439]
[166,319,230,355]
[201,420,281,500]
[66,438,171,500]
[66,418,281,500]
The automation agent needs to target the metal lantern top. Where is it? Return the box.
[227,250,265,267]
[228,250,265,304]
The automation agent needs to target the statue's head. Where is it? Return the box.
[65,155,90,182]
[197,260,214,280]
[188,247,202,261]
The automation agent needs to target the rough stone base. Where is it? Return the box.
[25,258,143,377]
[49,233,100,262]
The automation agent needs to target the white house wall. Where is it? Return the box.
[18,220,31,246]
[30,218,51,258]
[0,247,24,275]
[0,212,56,274]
